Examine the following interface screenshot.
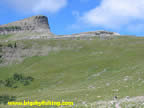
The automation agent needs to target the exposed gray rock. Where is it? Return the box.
[0,15,51,35]
[58,30,120,40]
[0,15,120,40]
[69,30,120,37]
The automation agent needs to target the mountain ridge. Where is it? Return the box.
[0,15,120,37]
[0,15,51,35]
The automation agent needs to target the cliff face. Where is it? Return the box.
[0,15,51,34]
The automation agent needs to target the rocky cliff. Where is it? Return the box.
[0,15,120,40]
[0,15,51,34]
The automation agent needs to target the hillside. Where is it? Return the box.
[0,15,143,108]
[0,35,144,108]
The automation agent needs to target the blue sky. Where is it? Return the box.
[1,0,144,36]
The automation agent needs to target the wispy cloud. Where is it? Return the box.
[4,0,67,13]
[71,0,144,34]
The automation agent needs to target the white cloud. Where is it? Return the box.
[5,0,67,13]
[75,0,144,31]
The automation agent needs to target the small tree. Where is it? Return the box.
[14,42,17,48]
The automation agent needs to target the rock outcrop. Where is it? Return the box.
[70,31,120,37]
[57,30,120,40]
[0,15,120,40]
[0,15,51,34]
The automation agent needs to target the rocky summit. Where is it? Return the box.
[0,15,51,35]
[0,15,120,39]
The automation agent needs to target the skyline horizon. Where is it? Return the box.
[0,15,137,36]
[0,0,144,36]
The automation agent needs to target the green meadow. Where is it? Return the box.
[0,36,144,108]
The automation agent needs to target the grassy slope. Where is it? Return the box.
[0,36,144,107]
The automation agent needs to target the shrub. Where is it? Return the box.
[23,81,30,86]
[1,73,34,88]
[0,95,16,104]
[13,73,23,81]
[7,43,13,48]
[25,76,34,81]
[5,78,14,87]
[14,42,17,48]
